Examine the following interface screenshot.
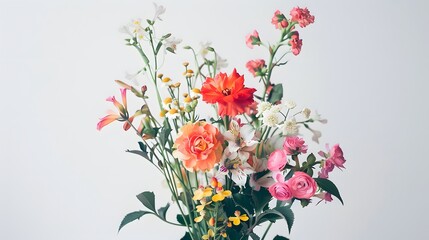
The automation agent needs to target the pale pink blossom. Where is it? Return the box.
[246,59,265,77]
[245,30,261,49]
[289,31,302,56]
[267,149,288,172]
[290,7,315,28]
[283,136,308,155]
[315,192,333,204]
[288,171,317,199]
[271,10,289,29]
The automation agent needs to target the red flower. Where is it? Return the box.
[201,69,256,117]
[289,31,303,56]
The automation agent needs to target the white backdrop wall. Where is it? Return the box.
[1,0,429,239]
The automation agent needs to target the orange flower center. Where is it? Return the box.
[193,137,208,153]
[222,88,232,96]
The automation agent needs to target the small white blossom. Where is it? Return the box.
[312,111,328,124]
[216,55,228,70]
[262,110,281,127]
[270,104,282,113]
[302,108,311,119]
[285,100,296,109]
[165,37,182,53]
[166,108,180,119]
[153,3,166,21]
[199,41,212,57]
[282,118,299,136]
[256,102,272,117]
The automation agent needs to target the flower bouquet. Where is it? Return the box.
[98,3,346,240]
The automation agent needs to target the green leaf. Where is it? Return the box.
[118,211,151,232]
[155,42,163,55]
[180,232,192,240]
[307,153,316,165]
[252,188,272,214]
[314,178,344,205]
[157,203,170,220]
[284,169,295,181]
[159,125,172,148]
[300,199,310,208]
[125,149,152,162]
[273,235,289,240]
[233,193,255,215]
[257,206,294,233]
[136,191,156,212]
[138,142,147,152]
[166,47,175,54]
[176,214,191,226]
[250,232,260,240]
[267,84,283,104]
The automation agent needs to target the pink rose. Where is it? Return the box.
[329,144,346,169]
[271,10,289,29]
[245,30,261,49]
[290,7,315,28]
[246,59,265,77]
[288,171,317,199]
[268,172,293,201]
[283,136,307,155]
[289,31,302,56]
[267,149,288,172]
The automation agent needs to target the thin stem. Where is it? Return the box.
[261,222,273,240]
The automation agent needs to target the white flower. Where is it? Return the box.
[312,111,328,124]
[302,108,311,119]
[216,55,228,70]
[218,157,254,186]
[166,108,180,119]
[199,41,212,57]
[262,110,281,127]
[165,37,182,53]
[282,118,300,136]
[190,88,201,98]
[256,102,272,117]
[285,100,296,109]
[153,3,166,21]
[223,120,258,162]
[125,70,144,86]
[270,104,282,113]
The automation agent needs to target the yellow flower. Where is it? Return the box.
[192,187,213,201]
[212,190,232,202]
[184,96,192,103]
[202,229,215,240]
[194,210,206,223]
[208,217,215,227]
[196,198,212,212]
[220,231,227,238]
[228,210,249,226]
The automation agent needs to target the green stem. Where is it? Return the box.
[261,222,273,240]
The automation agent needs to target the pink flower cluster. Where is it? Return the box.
[268,171,317,201]
[271,10,288,29]
[245,30,261,49]
[290,7,315,28]
[246,59,265,77]
[289,32,302,56]
[318,144,346,178]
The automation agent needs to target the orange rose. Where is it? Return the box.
[173,122,223,172]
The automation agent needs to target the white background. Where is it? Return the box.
[1,0,429,239]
